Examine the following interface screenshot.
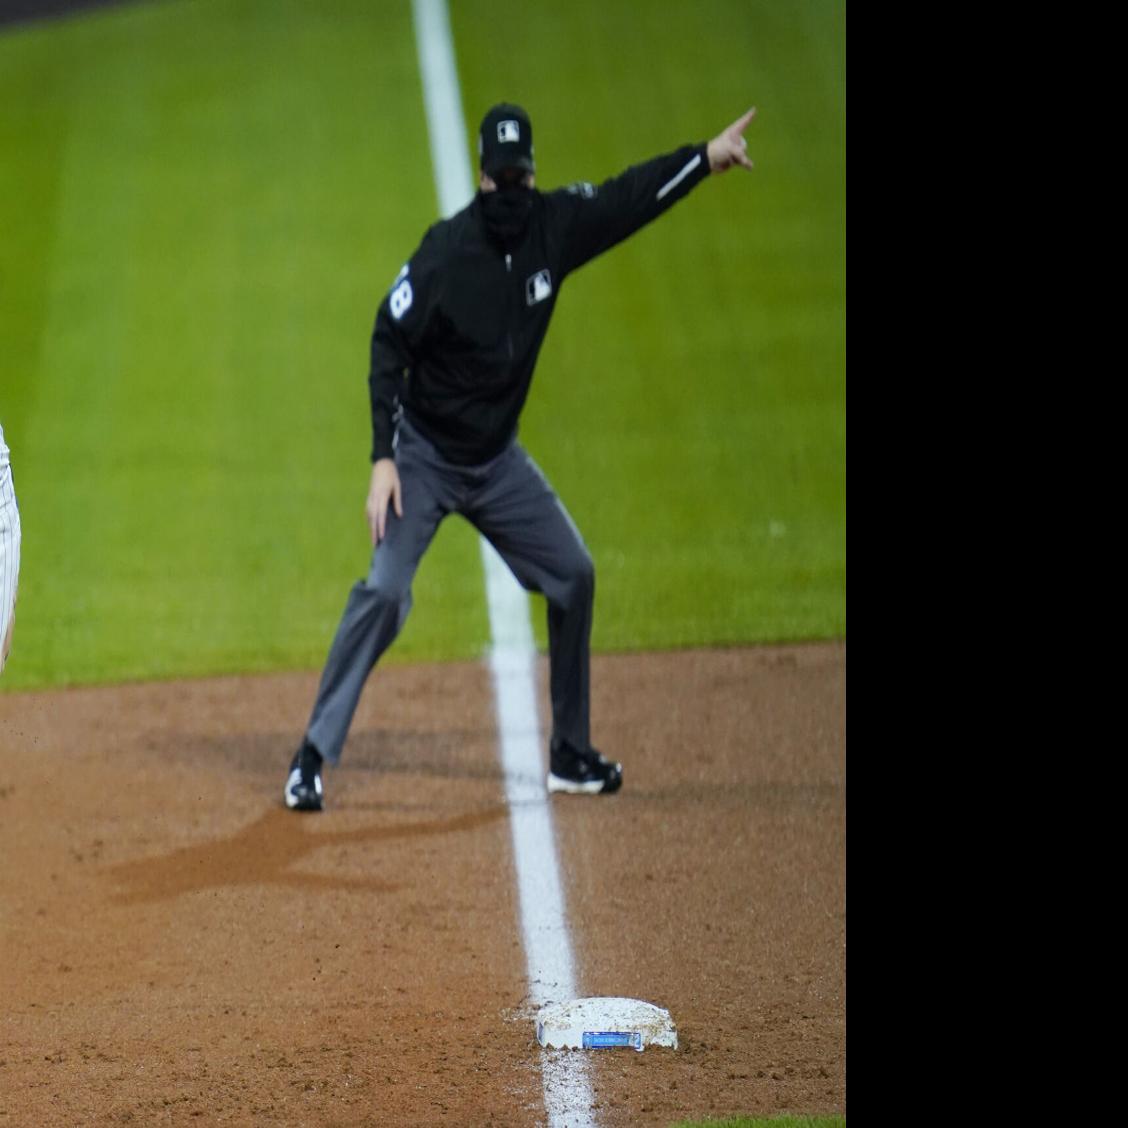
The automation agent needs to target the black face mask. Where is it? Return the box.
[480,183,534,247]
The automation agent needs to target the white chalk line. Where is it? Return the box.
[410,2,596,1125]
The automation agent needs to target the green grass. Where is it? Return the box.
[452,0,845,654]
[0,0,487,689]
[671,1118,845,1128]
[0,0,844,692]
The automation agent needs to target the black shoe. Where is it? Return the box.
[547,740,623,795]
[284,741,324,811]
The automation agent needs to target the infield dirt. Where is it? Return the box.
[0,642,845,1126]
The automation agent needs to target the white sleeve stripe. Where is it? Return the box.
[656,153,703,201]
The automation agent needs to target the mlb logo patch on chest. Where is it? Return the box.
[526,269,552,306]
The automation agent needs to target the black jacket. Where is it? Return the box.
[369,142,711,466]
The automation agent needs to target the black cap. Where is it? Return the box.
[479,103,535,179]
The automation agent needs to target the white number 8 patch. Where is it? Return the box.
[390,279,413,320]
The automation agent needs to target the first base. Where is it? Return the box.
[535,997,677,1052]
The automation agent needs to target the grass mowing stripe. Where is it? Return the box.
[0,0,490,691]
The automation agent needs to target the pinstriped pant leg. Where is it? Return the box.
[0,429,20,677]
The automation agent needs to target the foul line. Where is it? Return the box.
[410,2,596,1125]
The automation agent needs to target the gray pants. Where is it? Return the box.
[306,420,594,765]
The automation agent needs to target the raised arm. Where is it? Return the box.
[554,105,758,277]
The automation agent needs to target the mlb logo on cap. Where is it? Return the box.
[479,103,535,178]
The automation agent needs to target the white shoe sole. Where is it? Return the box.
[547,772,609,795]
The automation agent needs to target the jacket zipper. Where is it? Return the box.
[505,253,514,360]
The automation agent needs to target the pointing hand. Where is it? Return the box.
[707,108,756,174]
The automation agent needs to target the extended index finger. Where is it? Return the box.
[731,106,757,136]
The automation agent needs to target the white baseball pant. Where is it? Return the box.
[0,423,21,675]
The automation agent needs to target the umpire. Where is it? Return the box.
[286,102,756,810]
